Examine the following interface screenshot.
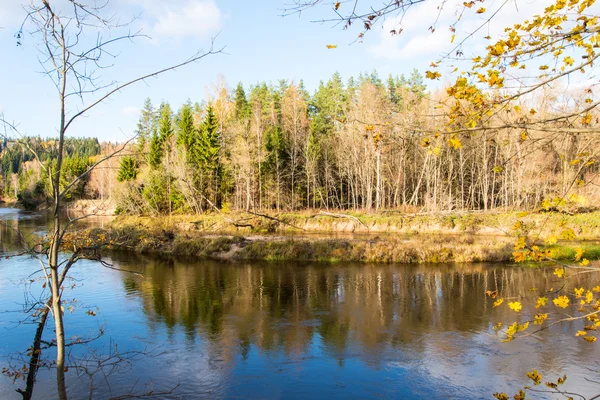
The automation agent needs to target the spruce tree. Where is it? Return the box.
[148,130,162,169]
[234,82,249,120]
[117,156,138,182]
[136,98,155,155]
[177,102,195,153]
[196,104,222,205]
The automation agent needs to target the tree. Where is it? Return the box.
[0,1,220,399]
[116,156,138,182]
[177,102,195,154]
[196,104,222,207]
[287,0,600,397]
[148,130,163,169]
[136,98,156,155]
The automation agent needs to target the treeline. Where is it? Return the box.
[3,70,598,214]
[113,69,598,215]
[0,137,101,208]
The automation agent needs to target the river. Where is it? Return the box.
[0,208,599,399]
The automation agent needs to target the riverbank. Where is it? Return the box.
[65,210,600,263]
[110,209,600,237]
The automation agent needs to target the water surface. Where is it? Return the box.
[0,208,599,399]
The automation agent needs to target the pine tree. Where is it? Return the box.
[117,156,138,182]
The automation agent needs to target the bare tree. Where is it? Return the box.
[1,1,222,399]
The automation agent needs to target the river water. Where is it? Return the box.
[0,208,599,399]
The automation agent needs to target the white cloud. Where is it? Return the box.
[368,0,559,62]
[153,0,221,39]
[128,0,222,40]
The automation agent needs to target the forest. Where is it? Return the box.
[3,70,597,215]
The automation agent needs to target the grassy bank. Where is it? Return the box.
[65,211,600,264]
[108,210,600,240]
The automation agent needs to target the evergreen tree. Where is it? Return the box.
[177,102,195,153]
[136,98,155,155]
[407,69,426,98]
[158,103,174,144]
[196,104,222,206]
[387,74,398,105]
[234,82,250,120]
[148,130,162,169]
[117,156,138,182]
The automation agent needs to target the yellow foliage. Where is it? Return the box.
[526,369,542,385]
[580,258,590,266]
[448,135,462,149]
[534,313,548,325]
[574,287,585,298]
[508,302,523,312]
[494,298,504,307]
[520,131,528,141]
[575,247,584,261]
[535,297,548,308]
[576,330,587,336]
[559,228,576,240]
[553,268,565,278]
[513,251,525,263]
[326,44,337,49]
[514,236,526,250]
[425,70,441,80]
[583,335,597,343]
[476,7,486,13]
[553,296,570,308]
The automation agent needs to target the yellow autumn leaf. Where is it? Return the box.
[493,298,504,307]
[326,44,338,49]
[425,70,441,80]
[593,286,600,293]
[586,291,594,304]
[553,266,564,278]
[576,330,588,336]
[527,369,542,385]
[448,136,462,149]
[514,236,526,250]
[520,131,528,141]
[534,313,548,325]
[564,56,574,66]
[508,301,522,312]
[513,251,525,263]
[583,336,597,343]
[335,1,340,10]
[535,297,548,308]
[476,7,486,13]
[553,296,570,308]
[575,248,584,261]
[580,258,590,266]
[575,287,585,298]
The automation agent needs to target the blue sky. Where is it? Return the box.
[0,0,548,142]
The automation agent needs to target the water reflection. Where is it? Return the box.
[107,252,600,398]
[1,207,599,399]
